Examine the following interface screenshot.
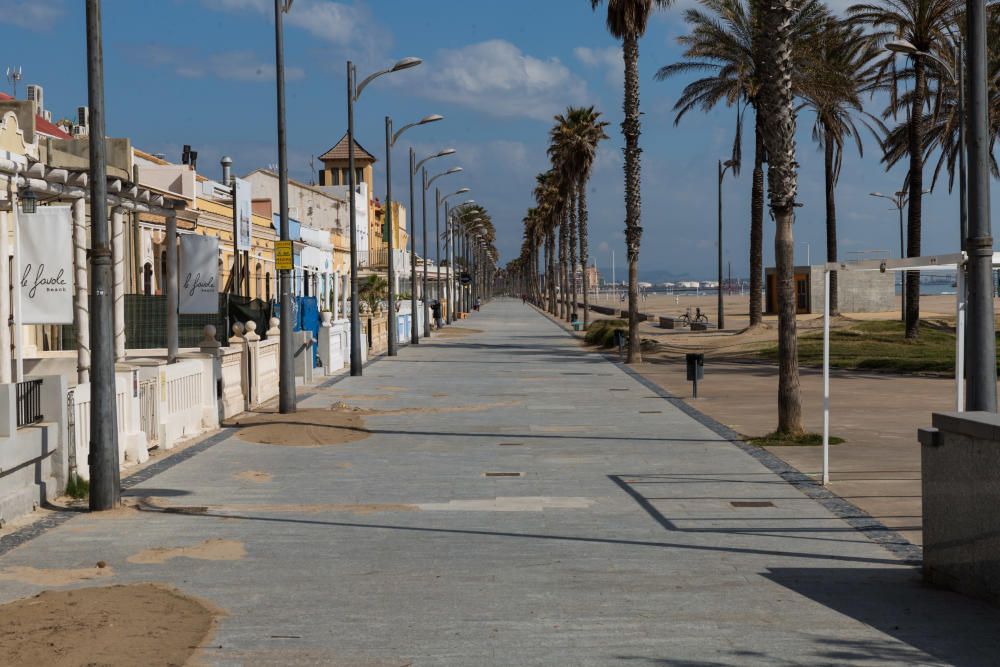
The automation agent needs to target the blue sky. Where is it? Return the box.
[3,0,990,280]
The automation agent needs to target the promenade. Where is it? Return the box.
[2,299,999,666]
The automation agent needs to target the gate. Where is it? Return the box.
[138,378,160,447]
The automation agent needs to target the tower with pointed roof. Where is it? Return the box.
[317,132,376,194]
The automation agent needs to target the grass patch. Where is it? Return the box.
[747,432,845,447]
[64,473,89,499]
[759,320,996,374]
[585,319,627,348]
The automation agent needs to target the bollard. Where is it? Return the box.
[614,329,626,359]
[686,353,704,398]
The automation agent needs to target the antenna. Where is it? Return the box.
[309,155,316,186]
[5,66,22,98]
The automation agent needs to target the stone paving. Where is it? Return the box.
[1,299,999,666]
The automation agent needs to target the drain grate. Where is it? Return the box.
[730,501,775,508]
[562,372,592,376]
[639,410,662,414]
[498,442,524,446]
[483,472,525,477]
[610,388,630,392]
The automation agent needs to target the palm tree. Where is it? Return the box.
[849,0,964,339]
[550,106,610,328]
[799,19,883,314]
[591,0,673,362]
[759,0,803,435]
[656,0,828,328]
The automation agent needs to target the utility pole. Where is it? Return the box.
[85,0,120,510]
[275,0,295,412]
[964,0,997,410]
[422,168,430,338]
[347,61,362,374]
[410,148,419,344]
[384,117,398,355]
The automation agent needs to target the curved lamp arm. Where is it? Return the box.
[392,114,443,147]
[414,148,456,175]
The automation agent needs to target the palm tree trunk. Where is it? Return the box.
[750,115,764,326]
[569,185,579,321]
[760,0,802,435]
[623,32,643,363]
[774,207,802,433]
[905,59,925,340]
[824,126,838,314]
[578,175,590,329]
[559,209,568,319]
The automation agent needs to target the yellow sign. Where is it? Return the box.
[275,240,294,271]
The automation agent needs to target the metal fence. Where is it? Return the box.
[16,378,43,428]
[60,293,274,350]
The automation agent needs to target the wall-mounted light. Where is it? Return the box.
[19,186,37,214]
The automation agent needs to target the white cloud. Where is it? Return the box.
[203,0,389,59]
[136,45,304,82]
[0,0,63,29]
[402,40,589,121]
[574,46,623,88]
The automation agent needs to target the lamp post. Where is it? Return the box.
[963,0,996,410]
[717,159,737,329]
[870,190,930,321]
[447,206,476,323]
[347,56,421,376]
[437,187,470,326]
[423,166,462,335]
[274,0,296,413]
[85,0,120,511]
[385,114,442,354]
[409,149,455,342]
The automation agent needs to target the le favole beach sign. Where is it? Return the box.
[19,206,74,324]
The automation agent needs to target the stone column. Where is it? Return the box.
[112,207,126,361]
[72,197,90,383]
[341,272,348,322]
[0,208,10,384]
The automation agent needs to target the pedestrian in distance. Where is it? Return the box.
[431,300,443,330]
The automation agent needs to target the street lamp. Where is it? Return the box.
[717,158,737,329]
[870,190,929,320]
[438,188,470,325]
[445,204,476,323]
[423,165,461,336]
[18,186,36,214]
[385,113,442,355]
[347,56,421,376]
[409,148,455,343]
[274,0,295,414]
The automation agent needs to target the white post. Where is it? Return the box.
[333,270,340,319]
[112,207,126,361]
[72,197,90,383]
[822,268,831,486]
[341,272,348,322]
[956,266,966,412]
[0,208,10,384]
[11,193,23,381]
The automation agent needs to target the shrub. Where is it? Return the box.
[585,319,627,348]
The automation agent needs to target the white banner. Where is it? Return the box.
[18,206,74,324]
[234,177,252,251]
[179,235,219,314]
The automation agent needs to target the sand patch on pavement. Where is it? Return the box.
[227,405,369,447]
[127,539,246,564]
[371,400,520,416]
[138,498,416,516]
[0,583,218,667]
[233,470,272,483]
[435,326,482,337]
[0,564,113,587]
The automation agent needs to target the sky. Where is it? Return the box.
[2,0,992,281]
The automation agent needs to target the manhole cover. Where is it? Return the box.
[483,472,525,477]
[730,501,775,508]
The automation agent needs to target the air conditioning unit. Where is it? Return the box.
[26,84,43,114]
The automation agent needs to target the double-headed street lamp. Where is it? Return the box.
[347,56,421,376]
[445,203,476,324]
[423,166,462,336]
[870,189,930,321]
[438,187,471,326]
[717,158,737,330]
[409,148,455,343]
[385,113,442,355]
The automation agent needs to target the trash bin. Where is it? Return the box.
[572,321,583,331]
[686,353,705,381]
[613,329,626,355]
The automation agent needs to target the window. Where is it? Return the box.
[143,262,153,296]
[318,170,327,186]
[356,168,363,184]
[255,262,262,298]
[266,272,272,301]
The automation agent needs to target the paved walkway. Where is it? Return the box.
[2,299,1000,666]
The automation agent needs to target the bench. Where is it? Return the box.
[690,322,713,332]
[659,317,676,329]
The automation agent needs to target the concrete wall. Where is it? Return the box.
[808,266,895,314]
[919,411,1000,605]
